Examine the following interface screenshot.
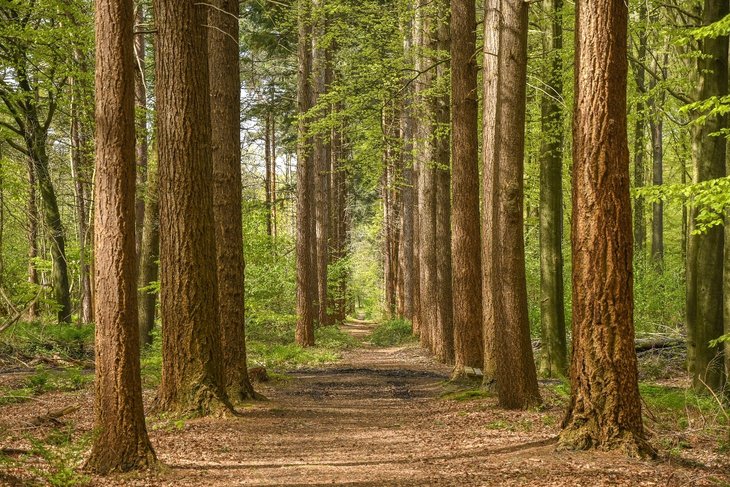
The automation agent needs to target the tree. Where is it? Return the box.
[560,0,651,456]
[483,0,540,409]
[296,0,316,346]
[86,0,156,472]
[538,0,567,378]
[137,156,159,346]
[153,0,232,414]
[686,0,727,393]
[631,1,647,258]
[208,0,256,401]
[450,0,483,376]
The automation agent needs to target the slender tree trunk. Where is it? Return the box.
[208,0,256,401]
[538,0,567,378]
[632,1,647,258]
[86,0,157,472]
[137,156,159,346]
[434,0,453,364]
[383,108,399,318]
[153,0,232,414]
[134,3,148,260]
[451,0,483,376]
[687,0,728,393]
[265,111,273,239]
[416,1,437,352]
[296,0,316,346]
[650,117,664,267]
[560,0,651,456]
[481,0,499,383]
[486,0,540,409]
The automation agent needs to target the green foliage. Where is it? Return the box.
[441,388,491,401]
[0,322,93,361]
[368,318,414,347]
[28,433,91,487]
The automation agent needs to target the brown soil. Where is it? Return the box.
[1,322,729,486]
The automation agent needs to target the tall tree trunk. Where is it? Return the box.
[416,1,437,352]
[383,108,399,318]
[397,11,415,323]
[86,0,157,472]
[649,47,667,270]
[137,156,159,346]
[208,0,256,401]
[295,0,316,346]
[632,1,647,258]
[434,0,453,364]
[451,0,483,375]
[538,0,567,378]
[481,0,499,383]
[134,2,148,260]
[687,0,728,393]
[486,0,540,409]
[560,0,651,456]
[265,111,273,239]
[153,0,232,414]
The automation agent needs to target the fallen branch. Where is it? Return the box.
[28,405,79,427]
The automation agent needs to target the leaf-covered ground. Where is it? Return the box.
[1,322,728,486]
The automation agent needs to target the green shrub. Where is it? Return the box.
[369,319,414,347]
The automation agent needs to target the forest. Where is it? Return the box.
[0,0,729,484]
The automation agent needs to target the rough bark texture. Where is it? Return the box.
[561,0,651,456]
[137,157,159,346]
[295,0,316,346]
[451,0,483,375]
[538,0,567,378]
[153,0,232,415]
[433,0,453,364]
[687,0,727,393]
[489,0,540,409]
[480,0,499,383]
[208,0,256,402]
[416,2,437,352]
[86,0,156,472]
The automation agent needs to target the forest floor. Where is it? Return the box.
[1,321,729,486]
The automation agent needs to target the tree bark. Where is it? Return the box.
[687,0,728,393]
[560,0,651,456]
[538,0,567,378]
[208,0,256,401]
[486,0,540,409]
[134,2,148,260]
[137,156,159,347]
[296,0,316,346]
[153,0,232,415]
[26,161,39,320]
[86,0,157,472]
[631,1,647,258]
[451,0,483,375]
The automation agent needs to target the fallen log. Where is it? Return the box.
[28,405,79,427]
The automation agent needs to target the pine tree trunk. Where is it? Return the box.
[538,0,567,378]
[451,0,483,376]
[137,156,159,346]
[208,0,256,401]
[560,0,651,456]
[687,0,728,393]
[86,0,157,472]
[153,0,232,415]
[488,0,540,409]
[296,0,316,346]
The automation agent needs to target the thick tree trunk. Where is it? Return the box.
[86,0,157,472]
[687,0,728,393]
[538,0,567,378]
[153,0,232,415]
[208,0,256,401]
[295,0,316,346]
[137,157,159,346]
[451,0,483,375]
[561,0,651,456]
[487,0,540,409]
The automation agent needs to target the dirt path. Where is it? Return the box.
[3,322,729,486]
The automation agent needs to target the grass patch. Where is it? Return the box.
[442,388,491,401]
[368,318,415,347]
[0,322,94,363]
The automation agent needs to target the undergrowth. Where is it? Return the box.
[368,318,415,347]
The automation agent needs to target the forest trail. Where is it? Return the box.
[92,322,724,486]
[2,322,727,486]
